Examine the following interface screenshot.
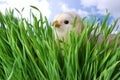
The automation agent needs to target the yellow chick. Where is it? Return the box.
[52,12,84,40]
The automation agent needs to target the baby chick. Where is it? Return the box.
[52,12,84,40]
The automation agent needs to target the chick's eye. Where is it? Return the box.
[64,20,69,24]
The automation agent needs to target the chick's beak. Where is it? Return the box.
[52,21,61,28]
[55,23,61,28]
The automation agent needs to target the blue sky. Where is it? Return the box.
[0,0,120,32]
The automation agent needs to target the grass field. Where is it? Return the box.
[0,6,120,80]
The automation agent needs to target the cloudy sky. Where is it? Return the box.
[0,0,120,29]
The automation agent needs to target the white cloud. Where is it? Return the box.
[61,4,89,17]
[80,0,120,32]
[0,0,51,19]
[80,0,98,7]
[61,4,76,12]
[80,0,120,19]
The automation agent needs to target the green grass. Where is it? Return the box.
[0,6,120,80]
